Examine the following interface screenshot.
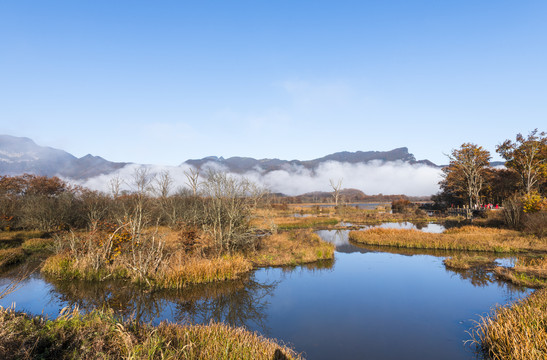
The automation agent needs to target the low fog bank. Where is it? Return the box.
[75,160,442,197]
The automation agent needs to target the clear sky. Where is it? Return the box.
[1,1,546,166]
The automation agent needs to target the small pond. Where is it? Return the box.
[0,226,532,359]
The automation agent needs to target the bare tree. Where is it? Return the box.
[201,171,256,254]
[109,175,122,199]
[184,168,200,196]
[329,178,343,206]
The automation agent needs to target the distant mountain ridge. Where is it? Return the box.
[0,135,128,180]
[0,134,440,180]
[184,147,438,173]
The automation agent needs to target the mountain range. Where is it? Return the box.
[0,134,440,180]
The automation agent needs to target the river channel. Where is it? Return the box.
[0,222,532,359]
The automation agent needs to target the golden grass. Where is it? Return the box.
[348,226,545,253]
[42,227,333,288]
[273,216,339,230]
[470,288,547,359]
[21,238,54,252]
[0,306,303,360]
[156,255,253,289]
[249,230,335,267]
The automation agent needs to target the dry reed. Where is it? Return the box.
[470,288,547,359]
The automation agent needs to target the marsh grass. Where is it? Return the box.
[0,248,26,270]
[42,227,334,288]
[0,306,303,360]
[470,288,547,360]
[443,255,496,270]
[155,255,253,289]
[0,230,46,249]
[274,216,339,230]
[249,230,335,267]
[494,256,547,289]
[21,238,54,252]
[348,226,544,253]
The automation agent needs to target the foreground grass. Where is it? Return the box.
[348,226,546,253]
[0,306,302,360]
[471,289,547,360]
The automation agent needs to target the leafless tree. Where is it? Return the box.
[184,168,200,196]
[329,178,343,206]
[200,171,257,254]
[109,175,122,199]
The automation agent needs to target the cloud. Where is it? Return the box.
[75,160,442,196]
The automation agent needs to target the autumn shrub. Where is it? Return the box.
[522,191,547,213]
[522,212,547,239]
[391,199,413,213]
[502,194,523,229]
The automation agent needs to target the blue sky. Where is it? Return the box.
[1,1,546,165]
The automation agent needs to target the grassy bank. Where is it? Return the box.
[0,306,302,360]
[274,217,339,230]
[41,228,334,289]
[348,226,545,252]
[471,288,547,360]
[494,256,547,289]
[0,231,54,271]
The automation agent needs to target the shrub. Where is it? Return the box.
[502,194,523,229]
[522,211,547,238]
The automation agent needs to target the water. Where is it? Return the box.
[0,229,532,360]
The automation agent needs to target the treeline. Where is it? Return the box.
[272,189,429,204]
[433,129,546,210]
[0,170,267,253]
[432,129,546,234]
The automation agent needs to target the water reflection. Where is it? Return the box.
[39,273,279,332]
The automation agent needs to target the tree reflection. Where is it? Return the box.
[445,266,495,287]
[44,273,278,333]
[174,275,276,333]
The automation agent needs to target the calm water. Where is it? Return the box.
[0,227,531,360]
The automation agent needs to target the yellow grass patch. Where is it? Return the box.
[249,230,335,267]
[348,226,544,253]
[156,255,253,289]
